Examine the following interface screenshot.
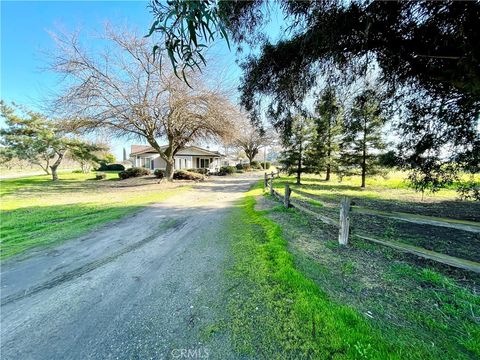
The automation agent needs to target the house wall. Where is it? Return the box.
[134,150,222,171]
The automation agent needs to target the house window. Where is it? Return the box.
[200,158,210,168]
[145,158,152,169]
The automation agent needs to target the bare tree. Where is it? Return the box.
[233,116,273,165]
[49,26,236,180]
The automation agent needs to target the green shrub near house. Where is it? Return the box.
[118,167,151,179]
[218,166,236,176]
[98,163,126,171]
[154,169,165,179]
[250,161,262,169]
[261,161,271,170]
[187,168,209,175]
[173,170,205,181]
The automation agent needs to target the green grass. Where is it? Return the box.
[226,184,403,359]
[224,181,480,359]
[0,172,189,259]
[268,172,480,260]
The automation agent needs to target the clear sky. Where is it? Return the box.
[1,0,244,159]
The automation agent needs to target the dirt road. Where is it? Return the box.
[1,173,259,359]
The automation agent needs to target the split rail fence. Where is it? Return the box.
[263,172,480,274]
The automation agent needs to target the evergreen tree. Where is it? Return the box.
[0,102,103,181]
[305,87,343,181]
[279,116,313,185]
[340,89,387,188]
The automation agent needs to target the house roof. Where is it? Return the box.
[130,144,224,157]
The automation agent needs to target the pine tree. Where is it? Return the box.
[279,115,314,185]
[339,89,387,188]
[305,87,343,180]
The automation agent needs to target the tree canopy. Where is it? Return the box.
[149,0,480,192]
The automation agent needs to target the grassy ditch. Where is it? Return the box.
[224,182,479,359]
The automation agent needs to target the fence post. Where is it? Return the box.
[264,172,268,190]
[284,184,291,208]
[269,176,274,196]
[276,169,280,178]
[338,197,351,246]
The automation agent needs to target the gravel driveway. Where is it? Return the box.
[1,173,260,359]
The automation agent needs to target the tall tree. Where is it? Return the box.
[340,89,387,188]
[50,27,235,180]
[279,115,313,185]
[305,87,343,181]
[0,102,102,181]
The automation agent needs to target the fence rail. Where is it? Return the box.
[263,173,480,274]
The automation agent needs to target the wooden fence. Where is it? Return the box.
[263,173,480,273]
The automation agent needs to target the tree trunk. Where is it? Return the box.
[50,152,64,181]
[51,166,59,181]
[296,144,302,185]
[165,159,175,181]
[361,117,367,188]
[361,165,366,188]
[326,120,331,181]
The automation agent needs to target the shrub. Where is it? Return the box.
[95,172,107,180]
[154,169,165,179]
[98,163,125,171]
[235,163,244,170]
[261,161,271,170]
[218,166,236,176]
[242,164,252,171]
[187,168,208,175]
[250,161,261,169]
[457,181,480,201]
[173,170,205,181]
[118,167,151,180]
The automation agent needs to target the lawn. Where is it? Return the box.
[222,182,480,359]
[269,172,480,262]
[0,172,189,259]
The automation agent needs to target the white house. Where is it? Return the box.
[130,145,224,172]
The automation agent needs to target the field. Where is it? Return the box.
[0,172,189,259]
[222,179,480,359]
[270,172,480,262]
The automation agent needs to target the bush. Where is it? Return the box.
[235,163,244,170]
[250,161,261,169]
[154,169,165,179]
[218,166,236,176]
[457,181,480,201]
[242,164,252,171]
[187,168,208,175]
[261,161,271,170]
[173,170,205,181]
[98,163,125,171]
[118,167,151,180]
[95,172,107,180]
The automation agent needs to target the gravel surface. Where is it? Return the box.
[1,173,260,359]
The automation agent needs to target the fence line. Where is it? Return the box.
[263,174,480,274]
[286,186,480,234]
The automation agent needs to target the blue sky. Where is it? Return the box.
[0,0,244,159]
[1,1,287,159]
